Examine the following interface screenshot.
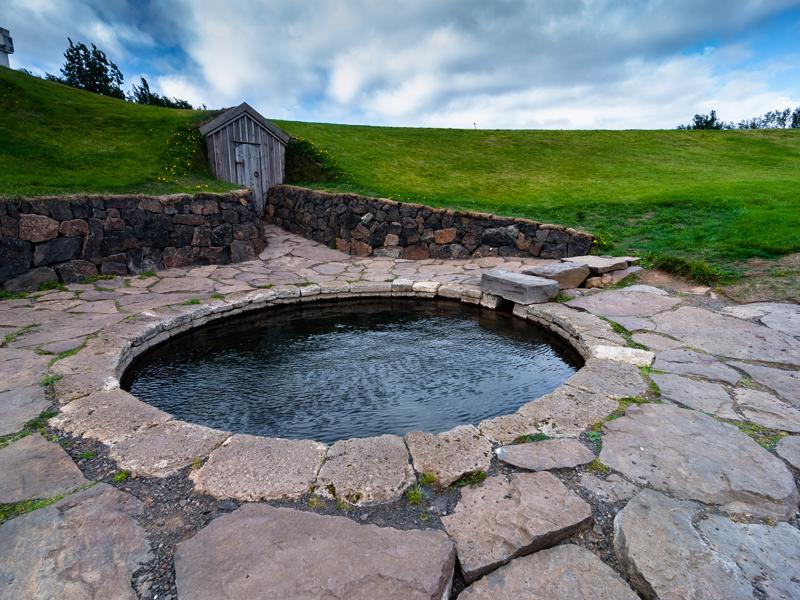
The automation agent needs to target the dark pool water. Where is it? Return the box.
[122,300,581,443]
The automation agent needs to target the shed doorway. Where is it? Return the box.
[234,142,264,213]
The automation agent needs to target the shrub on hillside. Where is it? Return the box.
[284,137,346,184]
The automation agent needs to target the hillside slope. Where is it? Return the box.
[276,121,800,267]
[1,67,797,271]
[0,68,230,196]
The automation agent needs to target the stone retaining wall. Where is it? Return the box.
[1,190,266,290]
[266,185,594,260]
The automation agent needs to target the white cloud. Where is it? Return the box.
[5,0,157,74]
[5,0,800,127]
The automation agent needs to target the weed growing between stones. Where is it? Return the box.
[79,451,96,460]
[113,470,130,483]
[335,499,350,511]
[0,483,94,524]
[600,317,648,350]
[418,472,438,487]
[181,298,201,305]
[586,431,602,453]
[48,344,84,366]
[724,420,787,450]
[210,292,225,300]
[512,433,551,444]
[639,366,662,397]
[84,274,115,283]
[139,270,157,279]
[307,495,324,509]
[405,485,423,505]
[37,280,67,292]
[586,459,611,474]
[38,374,63,388]
[0,410,58,450]
[3,322,39,344]
[606,396,649,420]
[0,289,28,301]
[456,471,487,487]
[553,293,576,303]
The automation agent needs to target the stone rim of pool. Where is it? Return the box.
[48,281,652,504]
[120,298,584,444]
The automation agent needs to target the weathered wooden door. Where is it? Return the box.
[234,143,265,213]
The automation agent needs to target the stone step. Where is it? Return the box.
[480,269,559,304]
[562,255,635,274]
[521,262,590,289]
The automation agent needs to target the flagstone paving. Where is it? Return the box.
[0,224,798,600]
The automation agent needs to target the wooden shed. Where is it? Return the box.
[199,103,289,213]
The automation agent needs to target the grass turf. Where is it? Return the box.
[276,120,800,270]
[0,67,232,196]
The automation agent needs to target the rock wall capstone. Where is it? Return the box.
[266,186,593,260]
[1,190,265,290]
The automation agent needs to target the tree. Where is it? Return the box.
[128,77,193,109]
[692,110,725,130]
[792,107,800,129]
[59,38,124,99]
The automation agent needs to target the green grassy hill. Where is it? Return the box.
[2,67,798,275]
[276,121,800,270]
[0,67,231,196]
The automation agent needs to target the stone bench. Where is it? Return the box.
[480,269,559,304]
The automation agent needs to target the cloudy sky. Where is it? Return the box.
[4,0,800,128]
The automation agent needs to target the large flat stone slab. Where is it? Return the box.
[174,504,456,600]
[0,484,149,600]
[653,347,741,385]
[562,255,629,274]
[315,434,415,504]
[652,306,800,365]
[566,289,680,318]
[651,373,738,418]
[728,361,800,406]
[0,348,51,435]
[495,438,594,471]
[0,386,50,437]
[405,425,492,487]
[480,269,559,304]
[49,389,172,444]
[722,302,800,338]
[615,489,800,600]
[521,262,589,289]
[600,403,798,519]
[733,387,800,432]
[776,436,800,470]
[190,434,326,501]
[0,433,88,504]
[459,544,639,600]
[440,472,592,582]
[109,420,229,478]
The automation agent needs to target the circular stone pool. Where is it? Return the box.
[122,300,582,443]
